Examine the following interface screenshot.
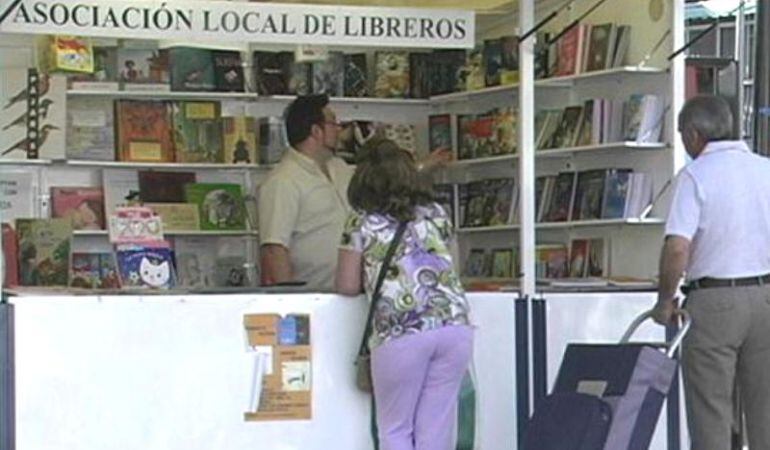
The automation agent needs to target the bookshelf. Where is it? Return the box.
[456,218,665,234]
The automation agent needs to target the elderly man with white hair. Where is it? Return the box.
[653,94,770,449]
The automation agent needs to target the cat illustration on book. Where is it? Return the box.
[139,257,171,288]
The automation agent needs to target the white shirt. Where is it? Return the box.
[665,140,770,281]
[258,148,354,290]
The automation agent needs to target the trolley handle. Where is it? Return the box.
[620,308,691,358]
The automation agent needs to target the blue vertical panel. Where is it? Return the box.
[665,323,680,450]
[515,296,530,448]
[532,297,547,407]
[0,302,15,450]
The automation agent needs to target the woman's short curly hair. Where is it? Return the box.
[348,138,433,222]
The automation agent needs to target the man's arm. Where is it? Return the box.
[652,235,690,325]
[260,244,292,286]
[335,249,363,296]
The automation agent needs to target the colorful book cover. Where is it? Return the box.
[494,107,517,155]
[550,105,583,149]
[68,46,119,90]
[212,50,245,92]
[223,116,258,164]
[465,248,489,278]
[374,51,409,98]
[145,203,200,231]
[587,238,608,277]
[555,26,582,77]
[491,248,513,278]
[172,101,223,163]
[66,97,116,161]
[311,52,344,97]
[378,123,417,154]
[16,218,72,287]
[463,46,486,91]
[463,181,489,227]
[344,53,368,97]
[457,113,495,160]
[569,239,589,277]
[601,169,632,219]
[500,35,520,85]
[138,171,196,203]
[536,244,568,279]
[487,178,516,226]
[115,242,176,289]
[50,186,105,230]
[169,47,215,92]
[184,183,246,230]
[429,114,452,154]
[288,61,312,95]
[573,169,606,221]
[116,100,174,162]
[2,223,19,287]
[117,48,170,88]
[544,172,576,222]
[70,252,104,289]
[483,38,503,87]
[253,51,292,95]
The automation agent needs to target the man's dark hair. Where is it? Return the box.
[284,94,329,147]
[348,138,433,222]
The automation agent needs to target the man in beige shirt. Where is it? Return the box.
[258,94,353,290]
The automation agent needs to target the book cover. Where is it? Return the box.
[549,105,583,149]
[66,98,116,161]
[611,25,631,68]
[569,239,589,277]
[463,46,486,91]
[457,113,495,160]
[374,51,409,98]
[145,203,200,231]
[491,248,513,278]
[601,169,632,219]
[0,170,35,224]
[138,171,196,203]
[102,169,139,220]
[311,52,344,97]
[223,116,258,164]
[429,114,452,154]
[115,100,174,162]
[288,61,312,95]
[494,107,517,155]
[212,50,245,92]
[585,23,616,72]
[536,244,568,279]
[2,223,19,287]
[172,101,223,163]
[377,123,417,154]
[184,183,246,230]
[544,172,576,222]
[534,31,552,79]
[253,51,291,95]
[573,169,606,221]
[587,238,608,277]
[465,248,490,278]
[117,48,170,89]
[409,52,431,99]
[174,237,215,288]
[42,36,93,73]
[433,184,455,225]
[555,26,582,77]
[169,47,215,92]
[487,178,517,226]
[574,100,595,147]
[16,218,71,287]
[50,187,105,230]
[463,181,489,227]
[483,38,503,87]
[115,242,176,289]
[500,35,520,85]
[68,46,119,90]
[429,49,466,95]
[70,252,116,289]
[344,53,368,98]
[213,255,249,287]
[259,117,287,164]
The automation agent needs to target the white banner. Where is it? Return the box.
[0,0,475,48]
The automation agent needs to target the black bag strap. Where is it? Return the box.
[357,221,408,356]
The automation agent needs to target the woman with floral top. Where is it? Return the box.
[335,138,473,450]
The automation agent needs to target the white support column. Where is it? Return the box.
[518,0,536,299]
[672,0,687,173]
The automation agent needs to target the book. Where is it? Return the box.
[463,46,485,91]
[409,52,431,99]
[66,98,115,161]
[544,172,576,222]
[68,46,119,90]
[213,236,252,287]
[433,184,455,224]
[378,123,417,154]
[587,238,608,277]
[223,116,258,164]
[429,114,452,153]
[137,171,196,203]
[491,248,513,278]
[115,242,176,289]
[40,36,93,73]
[611,26,631,68]
[117,48,170,90]
[568,239,589,277]
[344,53,368,97]
[2,223,19,287]
[253,51,291,95]
[70,252,119,289]
[465,248,489,278]
[483,38,503,87]
[102,169,139,220]
[585,23,616,72]
[170,47,215,91]
[500,35,519,85]
[536,244,568,279]
[555,25,583,77]
[184,183,246,231]
[172,101,223,163]
[549,105,583,149]
[212,50,245,92]
[311,52,344,97]
[0,170,35,224]
[50,187,105,230]
[174,237,215,288]
[374,51,409,98]
[145,203,200,231]
[573,169,606,221]
[429,49,466,95]
[601,169,632,219]
[16,218,72,287]
[487,178,517,226]
[335,121,375,163]
[259,117,287,164]
[288,61,312,95]
[115,100,174,162]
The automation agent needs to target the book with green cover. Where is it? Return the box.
[172,101,223,163]
[16,218,72,286]
[170,47,215,91]
[184,183,246,230]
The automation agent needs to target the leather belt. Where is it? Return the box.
[684,273,770,294]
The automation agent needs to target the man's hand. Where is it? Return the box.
[418,148,453,172]
[652,296,679,326]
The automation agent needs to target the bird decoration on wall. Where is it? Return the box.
[0,71,61,159]
[2,98,54,131]
[2,74,51,110]
[1,124,59,156]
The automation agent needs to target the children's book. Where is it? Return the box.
[50,187,105,230]
[184,183,246,230]
[115,100,174,162]
[16,218,72,287]
[223,116,258,165]
[169,47,215,91]
[115,242,176,289]
[172,101,223,163]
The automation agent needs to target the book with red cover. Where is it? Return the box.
[555,25,583,77]
[115,100,174,163]
[2,223,19,287]
[50,187,106,230]
[138,171,196,203]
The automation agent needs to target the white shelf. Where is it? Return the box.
[67,90,259,101]
[268,95,429,106]
[451,154,518,167]
[0,159,52,166]
[429,66,667,103]
[64,160,271,170]
[73,230,259,237]
[456,218,664,233]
